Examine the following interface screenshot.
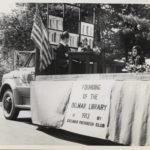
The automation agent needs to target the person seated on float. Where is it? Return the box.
[93,45,101,55]
[128,45,145,66]
[81,38,92,52]
[77,42,83,52]
[122,45,145,72]
[55,31,70,74]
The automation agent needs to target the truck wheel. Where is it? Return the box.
[2,89,19,120]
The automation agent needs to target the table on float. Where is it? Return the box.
[31,73,150,146]
[68,51,101,73]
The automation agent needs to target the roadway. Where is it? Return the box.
[0,103,122,146]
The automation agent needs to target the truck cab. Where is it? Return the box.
[0,51,35,120]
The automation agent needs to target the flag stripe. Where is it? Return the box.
[43,39,52,60]
[40,42,51,66]
[34,23,42,34]
[42,31,52,61]
[41,53,49,70]
[42,36,51,60]
[41,47,50,65]
[32,25,42,40]
[31,29,42,44]
[31,33,42,49]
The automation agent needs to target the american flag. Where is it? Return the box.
[31,9,54,71]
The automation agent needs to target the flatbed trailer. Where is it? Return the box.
[31,73,150,146]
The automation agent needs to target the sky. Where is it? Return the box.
[0,1,17,14]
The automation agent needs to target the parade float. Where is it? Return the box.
[1,4,150,146]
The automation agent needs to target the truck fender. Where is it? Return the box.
[0,79,22,105]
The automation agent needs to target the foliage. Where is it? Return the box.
[1,3,150,60]
[97,4,150,59]
[2,4,36,52]
[124,64,146,73]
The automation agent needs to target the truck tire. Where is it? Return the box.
[2,89,19,120]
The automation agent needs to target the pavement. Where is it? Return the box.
[0,102,122,146]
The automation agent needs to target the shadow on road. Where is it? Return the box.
[11,117,33,126]
[6,116,125,145]
[16,118,32,123]
[37,127,124,146]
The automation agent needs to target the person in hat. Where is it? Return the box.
[55,31,70,74]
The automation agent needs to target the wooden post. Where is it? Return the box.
[78,4,81,44]
[47,3,49,29]
[36,3,38,12]
[13,50,15,70]
[93,7,95,24]
[63,4,65,18]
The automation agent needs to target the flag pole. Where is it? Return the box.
[35,3,40,75]
[47,3,49,51]
[47,3,54,61]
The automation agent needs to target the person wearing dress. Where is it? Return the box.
[129,45,145,66]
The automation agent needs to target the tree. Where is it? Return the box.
[96,4,150,59]
[1,3,150,60]
[2,3,36,52]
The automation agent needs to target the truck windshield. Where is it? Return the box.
[14,51,35,69]
[24,52,35,68]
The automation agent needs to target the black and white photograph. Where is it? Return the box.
[0,0,150,148]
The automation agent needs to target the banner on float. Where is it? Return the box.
[62,80,115,139]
